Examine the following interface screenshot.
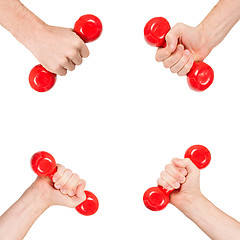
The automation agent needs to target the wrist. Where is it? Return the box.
[24,180,51,212]
[13,15,47,49]
[178,193,207,216]
[195,23,214,57]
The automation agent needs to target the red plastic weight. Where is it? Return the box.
[29,14,103,92]
[143,145,211,211]
[144,17,214,91]
[31,151,99,216]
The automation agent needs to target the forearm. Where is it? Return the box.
[180,195,240,240]
[0,0,45,47]
[199,0,240,51]
[0,184,48,240]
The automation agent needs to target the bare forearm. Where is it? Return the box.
[0,0,45,47]
[0,185,48,240]
[180,195,240,240]
[199,0,240,51]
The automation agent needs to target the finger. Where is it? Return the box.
[54,169,73,192]
[178,55,194,76]
[155,47,172,62]
[170,49,192,73]
[160,171,180,189]
[63,59,76,71]
[56,67,67,76]
[165,163,186,184]
[70,52,82,66]
[52,164,65,183]
[61,173,80,196]
[76,183,86,201]
[72,32,90,58]
[79,42,90,58]
[157,178,174,190]
[163,44,184,68]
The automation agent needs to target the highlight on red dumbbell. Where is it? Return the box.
[31,151,99,216]
[143,145,211,211]
[144,17,214,92]
[29,14,103,92]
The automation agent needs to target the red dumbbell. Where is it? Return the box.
[144,17,214,91]
[29,14,103,92]
[31,151,99,216]
[143,145,211,211]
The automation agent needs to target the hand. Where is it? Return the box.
[155,23,211,76]
[157,158,202,211]
[26,24,89,76]
[30,164,86,209]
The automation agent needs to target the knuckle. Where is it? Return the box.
[79,179,86,185]
[180,65,188,75]
[69,65,75,71]
[60,188,67,194]
[57,164,64,171]
[81,49,89,58]
[73,37,82,48]
[155,55,161,62]
[77,58,82,65]
[175,22,184,29]
[73,173,79,179]
[163,61,170,68]
[160,171,166,178]
[165,164,171,171]
[170,67,177,73]
[177,71,184,76]
[60,70,67,76]
[52,65,61,73]
[66,169,72,175]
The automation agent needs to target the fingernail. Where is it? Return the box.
[179,177,185,183]
[180,169,186,174]
[55,185,60,189]
[178,45,184,51]
[61,189,67,194]
[174,182,180,189]
[185,50,191,56]
[69,191,75,196]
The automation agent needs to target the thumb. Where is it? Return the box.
[165,23,183,52]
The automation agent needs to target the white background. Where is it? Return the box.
[0,0,239,239]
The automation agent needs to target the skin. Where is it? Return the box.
[157,158,240,240]
[0,0,89,76]
[0,164,86,240]
[156,0,240,76]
